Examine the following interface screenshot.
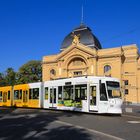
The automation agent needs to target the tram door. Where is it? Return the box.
[49,87,58,108]
[23,90,28,106]
[3,92,7,103]
[89,84,98,111]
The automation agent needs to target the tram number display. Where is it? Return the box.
[106,81,120,87]
[65,82,72,85]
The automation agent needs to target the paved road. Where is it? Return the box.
[0,107,140,140]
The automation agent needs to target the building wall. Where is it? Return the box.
[122,46,138,103]
[42,43,140,103]
[137,59,140,103]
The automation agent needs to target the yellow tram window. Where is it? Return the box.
[0,91,2,102]
[14,90,22,100]
[8,91,10,100]
[29,88,39,99]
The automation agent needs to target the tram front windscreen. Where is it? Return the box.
[106,81,121,98]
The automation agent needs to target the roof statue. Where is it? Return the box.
[72,32,80,45]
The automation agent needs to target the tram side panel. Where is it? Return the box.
[28,83,42,108]
[13,82,42,108]
[0,86,12,107]
[43,79,93,112]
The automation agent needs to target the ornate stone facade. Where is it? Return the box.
[42,25,140,103]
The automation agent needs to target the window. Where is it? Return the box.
[75,84,87,101]
[8,91,10,100]
[14,90,22,100]
[106,81,121,98]
[124,80,128,86]
[125,89,128,95]
[45,87,48,100]
[50,69,56,76]
[104,65,111,73]
[90,86,96,105]
[74,71,82,76]
[50,88,56,103]
[100,83,107,101]
[58,86,62,100]
[29,88,39,99]
[63,86,73,100]
[0,91,2,102]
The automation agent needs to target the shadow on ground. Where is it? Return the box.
[0,107,94,140]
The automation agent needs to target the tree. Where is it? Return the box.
[17,60,42,84]
[5,68,16,86]
[0,72,6,86]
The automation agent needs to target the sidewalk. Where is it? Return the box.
[122,103,140,117]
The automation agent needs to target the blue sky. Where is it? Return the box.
[0,0,140,72]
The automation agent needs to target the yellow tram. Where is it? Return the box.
[0,86,12,107]
[13,83,42,108]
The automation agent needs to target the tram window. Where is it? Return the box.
[33,88,39,99]
[0,91,2,102]
[100,83,107,101]
[58,86,62,99]
[29,88,39,99]
[45,87,48,100]
[90,86,96,105]
[14,90,22,100]
[63,86,73,100]
[29,89,32,99]
[75,84,87,101]
[19,90,22,99]
[8,91,10,100]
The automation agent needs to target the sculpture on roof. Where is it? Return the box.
[72,32,80,45]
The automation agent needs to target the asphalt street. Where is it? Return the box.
[0,107,140,140]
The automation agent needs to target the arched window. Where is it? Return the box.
[104,65,111,77]
[104,65,111,74]
[50,69,56,76]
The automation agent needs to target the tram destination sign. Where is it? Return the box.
[65,82,72,85]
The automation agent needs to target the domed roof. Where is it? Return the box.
[61,24,102,51]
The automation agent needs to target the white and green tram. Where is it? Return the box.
[43,76,122,114]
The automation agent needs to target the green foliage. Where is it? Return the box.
[17,60,42,84]
[0,60,42,87]
[0,72,7,86]
[5,68,16,86]
[0,68,16,87]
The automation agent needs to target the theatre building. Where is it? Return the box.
[42,24,140,104]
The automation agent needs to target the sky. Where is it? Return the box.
[0,0,140,72]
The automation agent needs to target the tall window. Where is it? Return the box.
[0,91,2,102]
[124,80,128,86]
[125,89,129,95]
[104,65,111,76]
[100,83,107,101]
[63,86,73,100]
[45,87,48,100]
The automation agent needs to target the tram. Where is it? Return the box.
[43,76,122,114]
[0,76,122,114]
[0,86,12,106]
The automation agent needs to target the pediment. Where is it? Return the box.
[56,43,97,61]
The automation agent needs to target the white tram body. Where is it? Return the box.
[43,76,122,114]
